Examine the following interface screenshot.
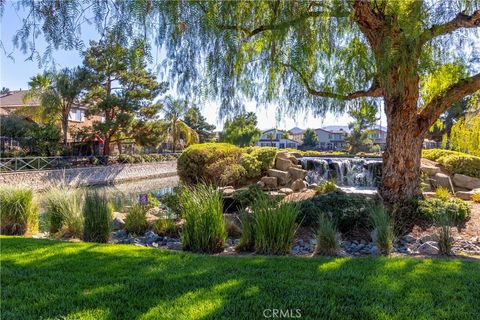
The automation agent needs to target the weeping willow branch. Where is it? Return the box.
[282,63,382,100]
[417,73,480,132]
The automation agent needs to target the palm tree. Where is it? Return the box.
[267,132,275,147]
[23,68,86,147]
[162,96,199,152]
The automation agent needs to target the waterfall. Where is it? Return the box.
[300,157,382,188]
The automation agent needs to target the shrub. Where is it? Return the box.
[422,149,462,161]
[248,147,277,172]
[177,143,243,184]
[153,218,178,237]
[472,192,480,203]
[225,216,242,237]
[132,154,144,163]
[240,153,262,178]
[237,209,255,251]
[0,186,38,235]
[435,186,451,201]
[147,193,161,209]
[44,188,83,238]
[159,188,183,217]
[418,198,470,222]
[315,180,338,195]
[180,185,226,253]
[252,197,298,255]
[436,211,453,255]
[371,205,393,255]
[315,214,340,256]
[298,192,374,233]
[124,205,148,235]
[233,184,267,209]
[438,154,480,178]
[117,154,134,164]
[83,192,112,243]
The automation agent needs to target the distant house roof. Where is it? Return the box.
[321,125,351,134]
[0,90,38,108]
[262,128,287,134]
[370,124,388,132]
[288,127,305,134]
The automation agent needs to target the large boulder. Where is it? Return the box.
[112,216,125,231]
[288,167,307,181]
[291,179,307,192]
[421,165,441,176]
[276,152,290,159]
[418,241,439,255]
[279,188,294,195]
[260,176,278,189]
[432,173,455,193]
[268,169,291,185]
[455,190,475,200]
[453,174,480,190]
[287,155,299,165]
[275,157,293,171]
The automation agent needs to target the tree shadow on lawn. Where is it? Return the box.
[1,237,480,320]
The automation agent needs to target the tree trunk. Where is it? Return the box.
[62,118,69,148]
[380,100,424,204]
[103,138,111,156]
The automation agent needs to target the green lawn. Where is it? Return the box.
[1,237,480,320]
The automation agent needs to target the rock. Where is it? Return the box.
[279,188,293,195]
[268,169,291,185]
[308,183,318,189]
[402,235,416,243]
[112,217,125,231]
[453,174,480,190]
[370,230,378,243]
[421,165,441,176]
[275,157,293,171]
[455,190,475,200]
[257,180,266,188]
[287,156,299,165]
[276,152,290,159]
[223,188,236,197]
[167,241,182,250]
[420,234,437,243]
[369,245,379,255]
[291,179,307,192]
[298,239,305,246]
[288,167,307,181]
[418,241,439,255]
[291,246,301,254]
[290,152,303,159]
[423,191,436,199]
[433,173,455,193]
[261,176,278,189]
[113,229,128,239]
[144,231,159,243]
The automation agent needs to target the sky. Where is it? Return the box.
[0,1,386,131]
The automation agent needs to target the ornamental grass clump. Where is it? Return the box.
[435,186,451,201]
[83,192,112,243]
[237,208,255,251]
[44,187,83,238]
[0,186,38,235]
[371,205,394,255]
[180,184,226,253]
[436,210,454,255]
[124,204,148,236]
[252,197,298,255]
[315,214,340,256]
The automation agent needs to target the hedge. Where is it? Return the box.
[422,149,480,178]
[177,144,277,186]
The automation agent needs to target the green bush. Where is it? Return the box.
[83,192,112,243]
[472,192,480,203]
[418,198,470,222]
[251,197,298,255]
[180,185,226,253]
[44,188,83,238]
[315,180,338,195]
[237,209,255,251]
[132,154,144,163]
[371,205,393,255]
[434,187,451,201]
[298,192,375,233]
[147,193,161,209]
[178,143,243,184]
[438,154,480,178]
[205,157,246,186]
[233,184,267,209]
[240,153,262,178]
[159,188,184,217]
[248,147,277,172]
[117,154,134,164]
[436,212,453,255]
[315,214,340,256]
[0,186,38,235]
[422,149,462,161]
[124,205,149,235]
[153,218,178,237]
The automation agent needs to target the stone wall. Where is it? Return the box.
[0,161,177,190]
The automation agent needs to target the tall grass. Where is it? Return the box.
[252,197,298,255]
[315,214,340,256]
[124,204,148,236]
[436,210,453,255]
[180,185,226,253]
[435,187,451,201]
[44,187,83,238]
[83,192,112,243]
[371,205,393,255]
[237,208,255,251]
[0,186,38,235]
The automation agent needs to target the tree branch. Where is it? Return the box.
[283,63,382,100]
[419,9,480,44]
[417,72,480,132]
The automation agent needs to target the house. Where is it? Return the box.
[315,125,350,150]
[257,129,299,149]
[288,127,305,143]
[0,90,102,143]
[367,125,387,150]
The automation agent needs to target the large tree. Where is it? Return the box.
[220,112,261,147]
[23,68,86,147]
[184,106,216,143]
[6,1,480,206]
[345,102,378,154]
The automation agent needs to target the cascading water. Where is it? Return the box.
[300,157,382,189]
